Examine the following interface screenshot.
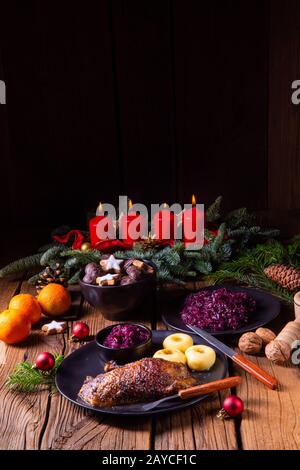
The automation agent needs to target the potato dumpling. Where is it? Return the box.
[185,345,216,371]
[163,333,193,353]
[153,348,187,364]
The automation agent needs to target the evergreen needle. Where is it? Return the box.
[6,354,64,393]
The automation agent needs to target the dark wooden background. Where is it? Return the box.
[0,0,299,261]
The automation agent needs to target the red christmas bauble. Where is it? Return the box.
[222,395,244,417]
[72,322,90,340]
[36,352,55,371]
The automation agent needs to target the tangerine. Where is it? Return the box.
[0,309,31,344]
[9,293,42,325]
[37,284,71,317]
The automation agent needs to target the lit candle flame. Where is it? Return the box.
[163,202,168,209]
[98,202,103,212]
[128,199,133,209]
[192,194,196,206]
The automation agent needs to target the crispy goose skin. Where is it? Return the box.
[78,358,197,407]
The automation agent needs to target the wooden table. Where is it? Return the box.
[0,276,299,451]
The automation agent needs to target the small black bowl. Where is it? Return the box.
[79,260,156,321]
[95,323,153,364]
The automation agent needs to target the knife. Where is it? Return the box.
[141,375,242,412]
[188,325,278,390]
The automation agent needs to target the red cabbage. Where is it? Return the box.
[103,324,150,349]
[181,288,256,331]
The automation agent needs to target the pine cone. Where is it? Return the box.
[264,264,300,291]
[36,264,67,293]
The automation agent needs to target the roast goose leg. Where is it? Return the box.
[79,357,197,407]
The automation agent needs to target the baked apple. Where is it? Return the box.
[153,348,187,364]
[185,345,216,371]
[163,333,193,353]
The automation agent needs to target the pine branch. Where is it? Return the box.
[209,269,294,304]
[207,239,300,304]
[40,246,67,266]
[256,228,280,239]
[6,354,64,393]
[193,259,213,274]
[225,207,253,228]
[158,248,181,266]
[206,196,223,222]
[68,269,82,284]
[172,242,186,254]
[61,250,102,265]
[170,263,192,278]
[287,235,300,263]
[64,257,80,270]
[0,254,42,278]
[156,267,184,285]
[37,242,62,253]
[212,223,227,252]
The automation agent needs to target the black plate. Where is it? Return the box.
[162,285,281,336]
[55,330,228,416]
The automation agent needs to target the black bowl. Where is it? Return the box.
[95,323,153,364]
[79,260,156,321]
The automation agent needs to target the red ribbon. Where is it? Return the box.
[52,230,85,250]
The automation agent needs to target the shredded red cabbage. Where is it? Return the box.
[181,288,256,331]
[103,324,150,349]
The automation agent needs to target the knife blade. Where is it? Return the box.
[188,325,279,390]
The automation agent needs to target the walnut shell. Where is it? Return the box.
[255,327,276,346]
[238,332,263,355]
[265,340,291,363]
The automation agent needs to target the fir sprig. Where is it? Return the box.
[0,254,42,278]
[206,196,223,222]
[6,354,64,393]
[207,239,300,304]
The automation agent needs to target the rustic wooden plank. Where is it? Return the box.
[0,278,21,310]
[236,354,300,450]
[40,298,153,450]
[0,280,64,450]
[155,389,237,450]
[236,300,300,450]
[154,288,237,450]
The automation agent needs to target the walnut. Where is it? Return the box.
[255,327,276,346]
[238,332,263,355]
[265,340,291,363]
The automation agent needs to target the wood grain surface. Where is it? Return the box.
[0,277,298,450]
[234,301,300,450]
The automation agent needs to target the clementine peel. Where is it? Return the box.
[37,284,71,317]
[0,309,31,344]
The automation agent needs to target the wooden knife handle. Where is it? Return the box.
[178,376,242,400]
[232,354,278,390]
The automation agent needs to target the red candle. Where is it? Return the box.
[153,203,175,241]
[183,195,204,248]
[89,202,114,248]
[119,199,146,243]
